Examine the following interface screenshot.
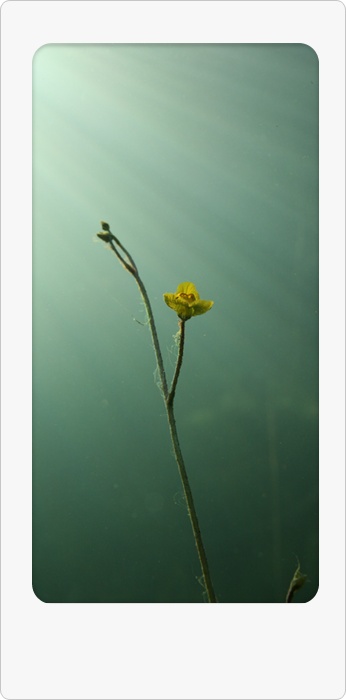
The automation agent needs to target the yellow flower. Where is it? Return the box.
[163,282,214,321]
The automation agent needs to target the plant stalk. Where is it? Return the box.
[98,225,217,602]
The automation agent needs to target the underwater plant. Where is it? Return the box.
[97,222,217,602]
[285,558,307,603]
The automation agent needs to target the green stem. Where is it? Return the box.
[106,237,168,399]
[133,273,168,401]
[166,399,217,602]
[167,320,185,406]
[99,225,217,602]
[167,319,216,601]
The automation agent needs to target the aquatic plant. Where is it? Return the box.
[97,222,216,602]
[285,557,307,603]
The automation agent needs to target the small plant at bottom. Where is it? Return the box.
[285,558,308,603]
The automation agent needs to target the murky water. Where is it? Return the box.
[33,44,318,602]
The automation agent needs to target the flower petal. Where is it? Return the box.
[192,300,214,316]
[163,293,178,310]
[175,282,200,300]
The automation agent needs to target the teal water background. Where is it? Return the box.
[32,44,318,603]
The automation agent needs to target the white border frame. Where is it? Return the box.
[1,2,345,699]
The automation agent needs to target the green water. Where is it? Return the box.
[32,44,318,603]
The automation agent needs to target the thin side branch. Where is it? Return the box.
[167,320,185,406]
